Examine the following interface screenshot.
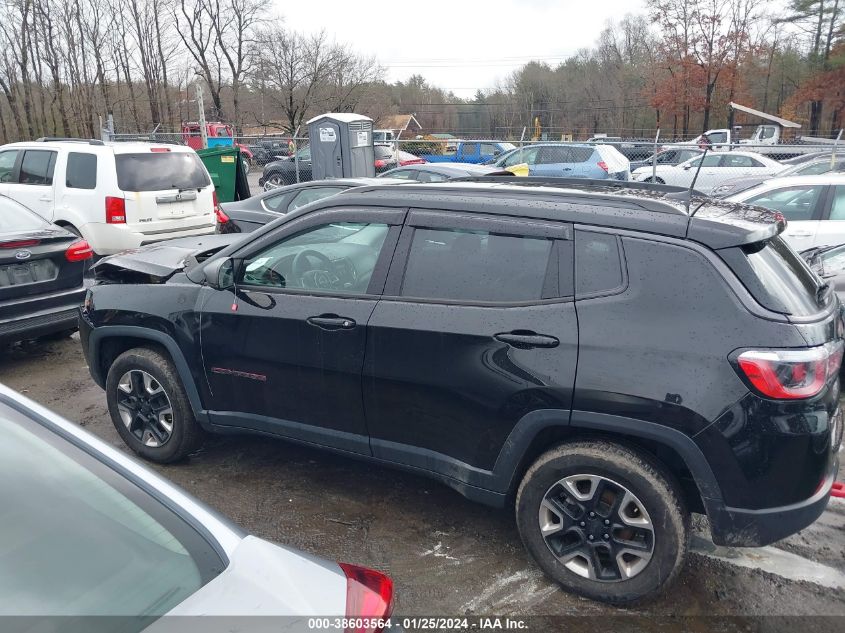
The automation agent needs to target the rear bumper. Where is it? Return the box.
[81,220,216,255]
[0,287,86,342]
[707,454,838,547]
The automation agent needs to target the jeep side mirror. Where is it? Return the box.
[204,257,235,290]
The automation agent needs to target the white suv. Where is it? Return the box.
[0,139,217,254]
[726,174,845,250]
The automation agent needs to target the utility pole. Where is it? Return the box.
[196,81,208,150]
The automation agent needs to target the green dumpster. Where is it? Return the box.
[197,146,251,203]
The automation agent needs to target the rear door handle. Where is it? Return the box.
[307,314,356,330]
[791,231,813,237]
[495,331,559,349]
[39,196,53,202]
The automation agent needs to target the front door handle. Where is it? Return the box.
[307,314,356,330]
[790,231,813,238]
[495,331,559,349]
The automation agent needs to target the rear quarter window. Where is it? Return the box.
[115,152,211,192]
[575,230,624,296]
[66,153,97,190]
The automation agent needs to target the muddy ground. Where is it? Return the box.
[2,334,844,628]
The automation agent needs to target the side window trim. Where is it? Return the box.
[407,209,571,239]
[382,210,573,306]
[818,185,836,221]
[232,206,407,260]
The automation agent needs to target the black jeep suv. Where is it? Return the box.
[79,178,843,604]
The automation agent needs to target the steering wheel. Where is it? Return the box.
[291,249,338,290]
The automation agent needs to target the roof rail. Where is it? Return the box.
[449,175,700,195]
[35,137,104,146]
[110,137,184,146]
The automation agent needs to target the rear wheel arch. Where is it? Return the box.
[502,413,718,516]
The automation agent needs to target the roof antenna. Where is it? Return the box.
[686,147,709,216]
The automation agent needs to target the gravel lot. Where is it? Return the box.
[3,326,844,626]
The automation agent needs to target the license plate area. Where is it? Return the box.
[0,260,58,287]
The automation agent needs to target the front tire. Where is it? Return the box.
[515,440,688,605]
[105,347,204,463]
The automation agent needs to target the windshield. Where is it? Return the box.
[0,412,222,620]
[0,196,49,233]
[116,152,211,192]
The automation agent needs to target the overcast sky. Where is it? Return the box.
[274,0,649,99]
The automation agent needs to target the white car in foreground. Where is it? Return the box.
[0,139,218,255]
[631,150,782,194]
[0,384,395,631]
[726,174,845,250]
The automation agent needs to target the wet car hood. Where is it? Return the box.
[93,234,243,282]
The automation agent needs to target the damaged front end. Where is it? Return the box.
[92,234,240,284]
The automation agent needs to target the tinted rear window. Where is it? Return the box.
[723,236,827,315]
[115,152,210,192]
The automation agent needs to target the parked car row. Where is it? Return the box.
[4,145,843,619]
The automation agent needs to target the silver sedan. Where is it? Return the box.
[0,383,395,632]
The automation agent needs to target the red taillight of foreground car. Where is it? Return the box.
[105,196,126,224]
[597,161,609,173]
[338,563,394,633]
[0,239,40,248]
[212,191,230,223]
[374,159,387,168]
[65,239,94,262]
[735,342,844,400]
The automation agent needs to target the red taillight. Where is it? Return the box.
[735,342,843,400]
[65,239,93,262]
[597,161,609,172]
[338,563,393,633]
[105,196,126,224]
[0,239,40,248]
[212,191,230,224]
[374,159,386,168]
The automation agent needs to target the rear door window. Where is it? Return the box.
[745,185,825,222]
[115,152,211,192]
[416,171,448,183]
[460,143,479,157]
[288,186,345,211]
[399,228,556,303]
[19,150,56,185]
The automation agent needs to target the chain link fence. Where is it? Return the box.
[110,131,842,198]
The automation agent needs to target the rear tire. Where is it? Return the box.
[105,347,204,463]
[515,440,689,605]
[644,176,665,184]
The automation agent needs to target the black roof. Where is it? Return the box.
[325,178,783,249]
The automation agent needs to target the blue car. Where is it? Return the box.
[490,143,631,180]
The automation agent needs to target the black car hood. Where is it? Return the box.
[93,234,243,282]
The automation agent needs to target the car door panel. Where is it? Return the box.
[363,211,578,478]
[200,207,405,451]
